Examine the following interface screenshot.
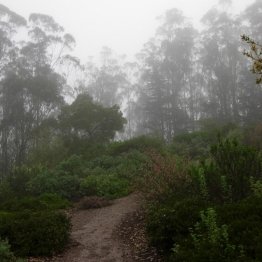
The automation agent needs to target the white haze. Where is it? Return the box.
[0,0,253,61]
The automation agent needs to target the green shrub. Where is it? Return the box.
[146,197,206,252]
[26,170,57,195]
[189,139,262,203]
[0,181,14,203]
[85,166,108,177]
[0,197,48,212]
[171,131,213,159]
[108,136,164,155]
[0,238,16,262]
[80,173,130,199]
[0,211,71,257]
[169,197,262,262]
[217,197,262,261]
[88,155,121,170]
[87,150,148,180]
[114,150,149,179]
[27,169,81,200]
[0,194,70,212]
[81,143,107,160]
[190,161,227,203]
[7,166,39,197]
[171,208,245,262]
[211,139,262,201]
[139,151,190,202]
[55,155,86,177]
[250,178,262,198]
[170,122,241,160]
[38,193,71,209]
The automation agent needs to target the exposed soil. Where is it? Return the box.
[115,209,163,262]
[29,193,162,262]
[54,193,141,262]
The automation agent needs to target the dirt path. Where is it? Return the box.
[54,194,140,262]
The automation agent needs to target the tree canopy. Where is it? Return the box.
[59,94,126,148]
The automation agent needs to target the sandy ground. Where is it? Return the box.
[54,194,140,262]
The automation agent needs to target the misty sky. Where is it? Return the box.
[1,0,253,61]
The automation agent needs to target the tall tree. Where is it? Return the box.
[136,9,197,140]
[85,47,127,107]
[199,3,242,122]
[0,6,75,177]
[58,93,126,152]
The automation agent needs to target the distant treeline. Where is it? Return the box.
[0,1,261,176]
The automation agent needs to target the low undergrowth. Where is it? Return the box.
[142,130,262,261]
[0,136,158,259]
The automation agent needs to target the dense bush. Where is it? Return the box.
[169,198,262,261]
[139,151,190,202]
[170,131,214,159]
[189,161,225,203]
[0,181,14,203]
[217,197,262,261]
[108,136,164,155]
[146,197,206,252]
[144,138,262,261]
[88,150,148,178]
[0,238,16,262]
[27,169,81,200]
[211,139,262,201]
[79,149,149,199]
[7,166,38,197]
[114,150,150,179]
[170,122,241,159]
[171,208,245,262]
[80,173,130,199]
[55,155,87,177]
[0,211,71,257]
[0,194,70,212]
[188,139,262,203]
[0,238,25,262]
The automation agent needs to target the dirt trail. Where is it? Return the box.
[55,194,140,262]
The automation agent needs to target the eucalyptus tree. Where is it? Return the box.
[0,4,27,75]
[199,3,242,122]
[58,93,126,153]
[120,61,140,139]
[0,5,27,177]
[242,0,262,42]
[137,9,197,141]
[85,47,127,108]
[0,5,77,176]
[236,1,262,123]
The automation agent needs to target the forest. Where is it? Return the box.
[0,0,262,261]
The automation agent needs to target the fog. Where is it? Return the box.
[1,1,262,261]
[0,0,252,60]
[0,0,261,168]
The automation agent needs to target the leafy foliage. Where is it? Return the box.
[146,197,206,252]
[80,173,130,199]
[0,211,71,257]
[27,169,81,200]
[144,137,262,261]
[242,35,262,84]
[0,238,16,262]
[172,208,244,262]
[0,194,70,212]
[108,136,164,155]
[210,139,262,201]
[59,94,126,152]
